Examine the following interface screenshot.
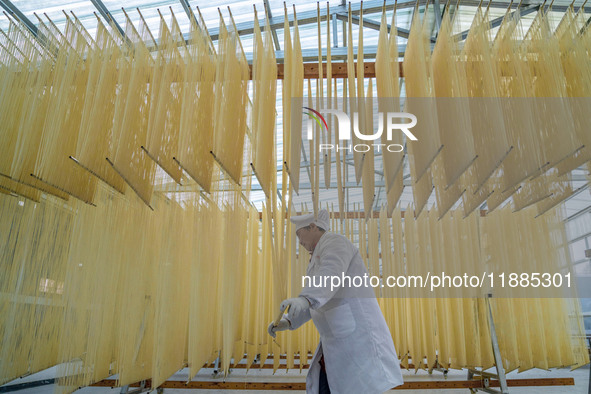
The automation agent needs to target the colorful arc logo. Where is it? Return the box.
[303,107,328,132]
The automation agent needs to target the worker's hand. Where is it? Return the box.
[280,297,310,319]
[267,318,290,338]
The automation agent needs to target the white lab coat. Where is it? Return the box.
[287,232,403,394]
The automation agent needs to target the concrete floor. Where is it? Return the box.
[2,363,590,393]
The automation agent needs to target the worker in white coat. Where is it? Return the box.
[268,209,403,394]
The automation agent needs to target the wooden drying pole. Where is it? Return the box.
[249,61,404,79]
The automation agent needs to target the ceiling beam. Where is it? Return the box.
[454,4,540,41]
[184,0,412,45]
[334,12,423,42]
[145,0,585,53]
[263,0,281,51]
[89,0,126,39]
[0,0,37,37]
[178,0,198,27]
[433,0,443,35]
[201,0,565,43]
[0,0,59,56]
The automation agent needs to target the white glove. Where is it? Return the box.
[280,297,310,319]
[268,318,290,338]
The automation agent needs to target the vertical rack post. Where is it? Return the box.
[467,294,509,394]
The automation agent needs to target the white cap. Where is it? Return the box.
[290,209,330,232]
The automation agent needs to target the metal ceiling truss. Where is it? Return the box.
[178,0,198,27]
[1,0,588,57]
[454,3,540,41]
[0,0,37,36]
[89,0,126,38]
[333,12,416,41]
[165,0,573,61]
[263,0,281,50]
[0,0,61,56]
[198,0,586,43]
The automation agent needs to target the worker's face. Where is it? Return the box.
[296,224,318,253]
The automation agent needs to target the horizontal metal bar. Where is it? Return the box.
[157,180,386,193]
[211,44,409,64]
[0,378,55,393]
